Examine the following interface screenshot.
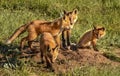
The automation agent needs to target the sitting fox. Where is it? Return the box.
[77,26,105,51]
[6,9,77,51]
[40,32,59,68]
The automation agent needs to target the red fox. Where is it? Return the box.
[77,26,105,51]
[6,10,76,51]
[61,9,78,50]
[40,32,59,68]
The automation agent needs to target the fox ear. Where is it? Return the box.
[93,25,96,30]
[102,27,105,31]
[54,47,59,52]
[63,10,67,15]
[52,47,58,52]
[52,45,59,52]
[73,9,78,14]
[63,15,66,20]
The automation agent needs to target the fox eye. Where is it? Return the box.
[56,47,59,51]
[48,48,51,52]
[63,16,65,20]
[52,48,55,51]
[102,27,105,31]
[69,18,71,21]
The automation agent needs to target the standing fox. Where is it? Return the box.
[40,32,59,68]
[6,9,78,51]
[77,26,105,51]
[62,9,78,50]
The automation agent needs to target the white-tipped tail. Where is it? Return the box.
[5,40,12,45]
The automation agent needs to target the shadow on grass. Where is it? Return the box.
[0,42,37,69]
[103,52,120,62]
[0,41,22,58]
[0,42,40,69]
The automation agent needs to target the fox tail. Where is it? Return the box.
[6,23,30,44]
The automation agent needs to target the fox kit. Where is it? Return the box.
[40,32,59,68]
[77,26,105,51]
[62,9,78,50]
[6,10,74,51]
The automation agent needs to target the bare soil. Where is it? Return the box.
[0,42,120,74]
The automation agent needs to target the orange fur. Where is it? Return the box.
[40,32,59,68]
[77,26,106,51]
[6,12,73,51]
[62,9,78,49]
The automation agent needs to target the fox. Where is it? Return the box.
[77,26,106,51]
[40,32,59,68]
[6,10,76,51]
[61,9,78,50]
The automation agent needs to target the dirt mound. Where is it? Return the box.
[51,49,119,73]
[0,42,120,74]
[24,47,119,73]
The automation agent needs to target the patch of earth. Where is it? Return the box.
[0,42,120,74]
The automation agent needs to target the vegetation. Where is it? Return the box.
[67,65,120,76]
[0,0,120,76]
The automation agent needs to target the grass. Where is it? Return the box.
[103,51,120,62]
[1,65,120,76]
[0,0,120,76]
[0,0,120,49]
[68,65,120,76]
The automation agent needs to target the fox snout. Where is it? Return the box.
[70,22,73,25]
[65,26,71,30]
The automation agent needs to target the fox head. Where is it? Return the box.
[62,9,78,30]
[47,45,59,63]
[93,26,106,39]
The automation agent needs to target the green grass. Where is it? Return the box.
[0,0,120,49]
[67,66,120,76]
[0,0,120,76]
[1,65,120,76]
[103,51,120,62]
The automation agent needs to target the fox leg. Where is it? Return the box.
[28,40,39,52]
[46,55,55,71]
[92,40,99,51]
[53,35,60,49]
[20,36,28,51]
[62,30,67,48]
[45,55,52,67]
[45,55,54,71]
[27,32,38,51]
[28,41,34,50]
[66,30,71,49]
[40,48,44,63]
